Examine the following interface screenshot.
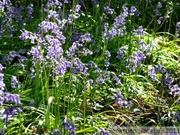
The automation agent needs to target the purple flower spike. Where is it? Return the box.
[104,50,111,70]
[157,2,163,9]
[11,76,18,89]
[169,84,180,97]
[148,66,158,82]
[0,73,5,91]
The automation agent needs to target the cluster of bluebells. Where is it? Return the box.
[72,58,88,76]
[104,3,116,15]
[0,0,35,39]
[26,4,34,21]
[133,26,144,36]
[152,64,180,98]
[66,33,92,58]
[0,50,27,71]
[19,2,95,81]
[161,73,174,89]
[1,104,22,127]
[1,92,21,105]
[114,90,131,108]
[61,118,75,135]
[68,4,81,23]
[155,64,175,89]
[44,0,62,10]
[102,3,138,41]
[0,65,21,133]
[126,50,145,73]
[94,71,121,87]
[137,40,150,56]
[53,58,72,77]
[155,65,171,87]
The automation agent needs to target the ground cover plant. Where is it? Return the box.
[0,0,180,134]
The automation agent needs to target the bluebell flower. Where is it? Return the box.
[46,39,63,64]
[53,62,68,76]
[161,73,174,89]
[74,4,81,12]
[29,46,42,64]
[157,17,164,24]
[154,8,161,16]
[108,28,117,39]
[2,104,19,127]
[19,30,29,40]
[61,118,76,135]
[129,6,137,15]
[82,48,93,56]
[88,61,102,74]
[104,3,115,15]
[3,92,21,105]
[134,26,144,36]
[176,22,180,37]
[169,84,180,97]
[155,64,166,74]
[72,58,88,75]
[0,73,5,91]
[47,10,59,20]
[66,41,82,57]
[122,3,128,17]
[27,4,33,20]
[113,14,126,28]
[148,66,158,82]
[117,47,125,60]
[157,2,163,9]
[176,22,180,28]
[114,90,130,108]
[45,0,62,9]
[0,129,5,135]
[0,64,5,71]
[51,129,62,135]
[64,0,71,3]
[133,50,145,70]
[112,74,121,86]
[79,33,91,43]
[104,50,111,70]
[11,75,18,89]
